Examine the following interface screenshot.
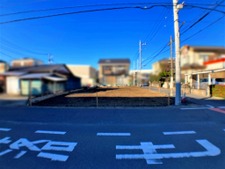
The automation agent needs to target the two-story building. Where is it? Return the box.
[11,58,43,68]
[98,59,130,86]
[0,60,9,92]
[67,65,97,87]
[181,45,225,89]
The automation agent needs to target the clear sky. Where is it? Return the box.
[0,0,225,70]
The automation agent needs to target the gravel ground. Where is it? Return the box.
[33,86,175,107]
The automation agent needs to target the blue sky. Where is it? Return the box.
[0,0,225,70]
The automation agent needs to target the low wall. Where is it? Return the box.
[182,87,207,97]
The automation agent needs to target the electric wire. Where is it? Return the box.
[0,38,48,55]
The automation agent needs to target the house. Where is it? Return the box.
[0,60,9,92]
[11,58,43,68]
[1,64,81,96]
[67,65,97,87]
[181,45,225,89]
[152,59,175,75]
[98,59,130,86]
[129,69,153,86]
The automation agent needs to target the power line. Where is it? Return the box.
[0,5,176,25]
[181,0,225,35]
[143,1,225,67]
[1,2,223,17]
[181,15,225,43]
[143,42,170,67]
[0,3,168,17]
[0,51,16,60]
[1,3,224,25]
[0,6,157,25]
[0,37,48,55]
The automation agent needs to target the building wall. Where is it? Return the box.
[6,76,20,95]
[152,59,174,75]
[0,63,8,73]
[67,65,97,87]
[99,63,130,86]
[11,58,43,68]
[181,46,225,70]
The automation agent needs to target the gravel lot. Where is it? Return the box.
[33,86,175,107]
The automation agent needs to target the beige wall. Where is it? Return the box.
[11,59,42,67]
[67,65,97,87]
[98,63,130,86]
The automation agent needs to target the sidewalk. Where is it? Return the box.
[185,93,225,107]
[0,94,28,106]
[148,86,225,107]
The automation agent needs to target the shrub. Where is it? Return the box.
[211,85,225,98]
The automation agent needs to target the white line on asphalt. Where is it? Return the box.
[0,149,12,156]
[14,151,27,159]
[116,140,220,161]
[35,130,66,135]
[180,107,209,110]
[37,152,69,161]
[97,132,131,136]
[206,105,214,108]
[0,128,11,131]
[163,131,196,135]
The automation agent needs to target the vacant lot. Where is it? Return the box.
[34,86,175,107]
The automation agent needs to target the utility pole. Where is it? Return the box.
[170,36,173,96]
[138,40,146,86]
[139,40,142,70]
[173,0,183,105]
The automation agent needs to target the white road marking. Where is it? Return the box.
[0,128,11,131]
[35,130,66,135]
[41,141,77,152]
[163,131,196,135]
[9,138,41,151]
[37,152,69,161]
[116,140,220,165]
[0,149,12,156]
[206,105,214,108]
[0,137,12,144]
[116,144,175,150]
[117,143,175,164]
[97,132,131,136]
[14,151,27,159]
[180,107,209,110]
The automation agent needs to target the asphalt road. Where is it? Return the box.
[0,106,225,169]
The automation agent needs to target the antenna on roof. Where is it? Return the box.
[48,54,54,64]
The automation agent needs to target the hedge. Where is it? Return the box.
[211,85,225,98]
